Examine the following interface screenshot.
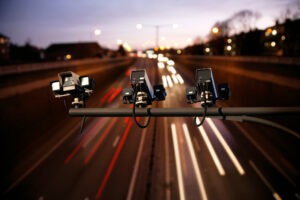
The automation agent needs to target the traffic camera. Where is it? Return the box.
[50,71,94,108]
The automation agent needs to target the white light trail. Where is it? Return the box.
[127,128,148,200]
[196,118,225,176]
[166,75,173,88]
[162,75,168,88]
[206,118,245,175]
[176,74,184,84]
[182,124,208,200]
[171,124,186,200]
[172,74,179,84]
[168,66,177,74]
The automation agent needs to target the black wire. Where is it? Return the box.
[80,115,86,134]
[218,107,226,120]
[194,104,207,127]
[194,83,208,127]
[132,84,151,128]
[64,99,68,111]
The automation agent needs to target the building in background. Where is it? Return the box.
[0,33,10,63]
[45,42,103,61]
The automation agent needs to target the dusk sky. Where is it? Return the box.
[0,0,298,50]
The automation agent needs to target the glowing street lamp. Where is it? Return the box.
[136,24,143,30]
[117,39,123,45]
[212,27,219,34]
[173,24,179,29]
[90,28,101,41]
[94,29,101,36]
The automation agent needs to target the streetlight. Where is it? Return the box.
[90,28,101,41]
[94,29,101,36]
[117,39,123,45]
[136,23,178,48]
[212,26,219,34]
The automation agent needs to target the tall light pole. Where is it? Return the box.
[136,23,178,48]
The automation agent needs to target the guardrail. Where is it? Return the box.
[0,57,129,76]
[174,55,300,66]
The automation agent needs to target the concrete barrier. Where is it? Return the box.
[0,57,129,76]
[174,55,300,107]
[174,55,300,66]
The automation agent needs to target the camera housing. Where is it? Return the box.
[154,84,167,101]
[186,87,198,104]
[186,68,229,106]
[50,71,94,107]
[123,69,166,107]
[218,83,230,100]
[130,70,155,107]
[196,68,218,105]
[131,70,154,99]
[122,88,134,104]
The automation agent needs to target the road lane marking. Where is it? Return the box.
[126,128,147,200]
[4,121,81,194]
[112,136,120,148]
[171,123,186,200]
[182,124,208,200]
[84,118,118,164]
[196,118,225,176]
[249,160,282,200]
[234,122,298,188]
[96,120,133,200]
[82,118,110,148]
[65,117,109,164]
[206,118,245,175]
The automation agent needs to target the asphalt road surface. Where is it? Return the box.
[2,57,300,200]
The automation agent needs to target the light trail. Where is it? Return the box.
[171,123,186,200]
[206,118,245,175]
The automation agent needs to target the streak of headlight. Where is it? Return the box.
[176,74,184,84]
[171,124,186,200]
[162,75,168,88]
[166,75,173,88]
[206,118,245,175]
[168,66,177,74]
[196,118,225,176]
[172,74,179,84]
[182,123,208,200]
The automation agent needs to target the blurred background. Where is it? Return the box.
[0,0,300,200]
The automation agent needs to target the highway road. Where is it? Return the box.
[2,57,300,200]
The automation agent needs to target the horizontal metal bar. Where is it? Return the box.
[69,107,300,117]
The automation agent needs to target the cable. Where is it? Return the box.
[194,83,208,127]
[64,99,68,112]
[218,107,226,120]
[132,84,151,128]
[194,104,207,126]
[80,115,86,134]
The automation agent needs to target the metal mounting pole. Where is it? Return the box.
[69,107,300,117]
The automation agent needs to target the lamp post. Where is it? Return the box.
[136,23,178,48]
